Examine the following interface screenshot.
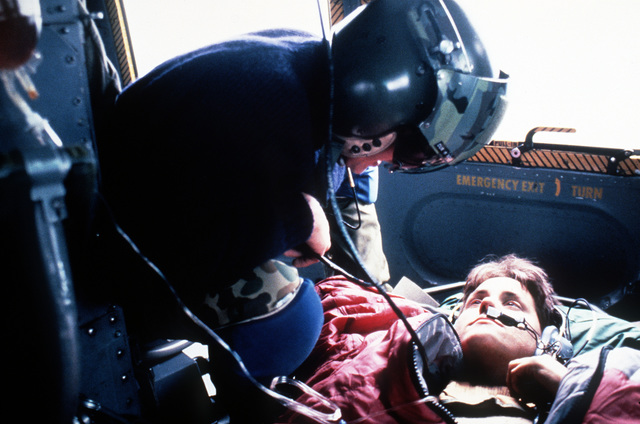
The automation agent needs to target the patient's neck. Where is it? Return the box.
[444,380,512,399]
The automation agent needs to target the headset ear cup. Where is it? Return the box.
[536,325,574,363]
[450,299,462,323]
[551,307,564,329]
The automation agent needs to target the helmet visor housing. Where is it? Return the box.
[332,0,439,139]
[332,0,508,173]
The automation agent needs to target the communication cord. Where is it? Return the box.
[113,219,344,424]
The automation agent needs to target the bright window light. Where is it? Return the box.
[122,0,640,149]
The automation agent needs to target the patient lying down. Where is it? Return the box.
[277,254,640,424]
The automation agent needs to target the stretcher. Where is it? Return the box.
[2,1,638,423]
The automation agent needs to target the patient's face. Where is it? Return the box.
[454,277,542,385]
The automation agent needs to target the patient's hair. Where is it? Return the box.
[462,254,560,329]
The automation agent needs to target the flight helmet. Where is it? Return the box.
[331,0,508,172]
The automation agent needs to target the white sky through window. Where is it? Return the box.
[123,0,640,149]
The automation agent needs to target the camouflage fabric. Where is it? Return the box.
[203,260,303,328]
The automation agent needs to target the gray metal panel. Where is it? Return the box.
[1,0,95,153]
[377,162,640,302]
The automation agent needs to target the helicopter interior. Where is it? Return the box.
[1,1,639,424]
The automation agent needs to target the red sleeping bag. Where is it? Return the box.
[277,276,461,424]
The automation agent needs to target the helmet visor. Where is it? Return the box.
[392,69,508,173]
[387,126,447,172]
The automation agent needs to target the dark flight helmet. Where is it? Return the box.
[332,0,508,172]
